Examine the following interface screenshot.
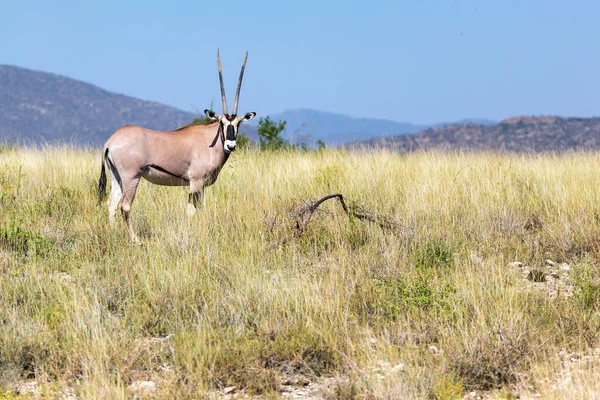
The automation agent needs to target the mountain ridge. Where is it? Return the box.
[0,64,498,147]
[350,115,600,153]
[0,64,259,146]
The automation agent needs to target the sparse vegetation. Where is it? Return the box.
[1,147,600,398]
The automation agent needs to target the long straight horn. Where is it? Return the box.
[217,49,228,114]
[232,51,248,115]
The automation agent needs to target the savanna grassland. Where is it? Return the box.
[1,145,600,399]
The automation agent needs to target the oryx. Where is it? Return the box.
[97,49,255,244]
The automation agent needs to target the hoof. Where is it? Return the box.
[186,203,197,216]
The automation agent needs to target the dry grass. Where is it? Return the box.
[1,145,600,399]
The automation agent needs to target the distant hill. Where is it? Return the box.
[261,108,428,145]
[255,109,497,146]
[1,64,502,148]
[350,115,600,152]
[435,118,497,127]
[0,65,257,146]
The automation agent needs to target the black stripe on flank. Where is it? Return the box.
[147,164,188,181]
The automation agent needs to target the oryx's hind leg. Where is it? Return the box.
[120,177,142,244]
[119,174,142,244]
[187,180,205,216]
[107,168,123,223]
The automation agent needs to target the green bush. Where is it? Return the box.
[258,117,287,151]
[577,282,600,310]
[0,221,53,257]
[413,240,454,271]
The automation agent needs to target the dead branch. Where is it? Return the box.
[268,193,408,249]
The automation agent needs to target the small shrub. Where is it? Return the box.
[345,219,369,249]
[201,335,279,394]
[450,329,530,391]
[431,373,464,400]
[327,378,361,400]
[576,282,600,310]
[371,274,456,321]
[527,269,546,283]
[236,134,252,149]
[413,240,454,271]
[258,117,287,151]
[299,344,341,376]
[0,222,53,257]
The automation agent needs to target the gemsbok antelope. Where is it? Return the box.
[98,49,256,244]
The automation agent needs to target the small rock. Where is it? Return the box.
[58,387,78,400]
[297,377,310,386]
[429,345,441,354]
[224,386,236,394]
[546,259,556,266]
[127,380,157,394]
[391,363,405,372]
[508,261,523,268]
[559,348,568,358]
[560,263,571,271]
[139,381,157,393]
[15,380,39,396]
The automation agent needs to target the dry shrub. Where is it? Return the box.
[450,328,531,391]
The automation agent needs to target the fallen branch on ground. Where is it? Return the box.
[269,193,408,249]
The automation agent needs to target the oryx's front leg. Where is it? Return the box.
[187,180,205,216]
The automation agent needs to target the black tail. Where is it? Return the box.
[98,148,108,202]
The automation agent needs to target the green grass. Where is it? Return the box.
[1,146,600,398]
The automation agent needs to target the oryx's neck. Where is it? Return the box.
[207,123,230,165]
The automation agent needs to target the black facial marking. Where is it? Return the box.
[226,125,236,141]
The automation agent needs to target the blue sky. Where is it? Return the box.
[1,0,598,124]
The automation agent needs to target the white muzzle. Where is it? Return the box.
[224,140,237,153]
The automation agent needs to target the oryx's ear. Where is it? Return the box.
[204,109,219,121]
[241,112,256,122]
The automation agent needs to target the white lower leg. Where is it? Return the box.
[108,169,122,223]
